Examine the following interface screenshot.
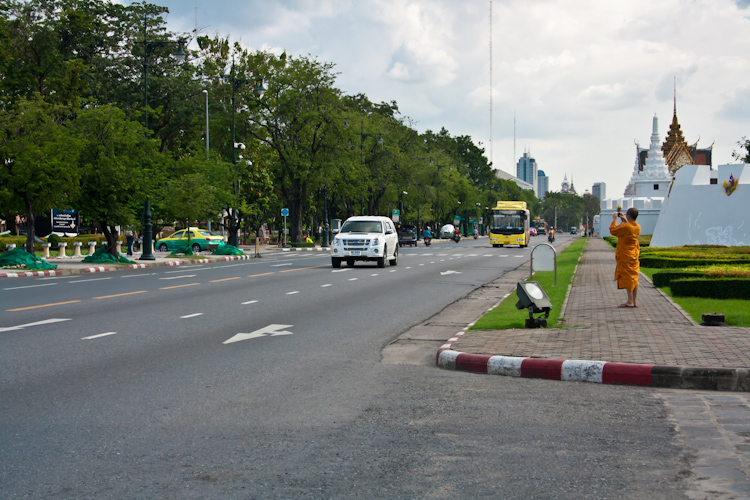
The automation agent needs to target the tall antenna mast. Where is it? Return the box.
[489,1,493,167]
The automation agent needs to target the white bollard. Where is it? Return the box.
[42,242,51,258]
[57,242,67,258]
[88,241,97,255]
[116,241,122,254]
[73,241,82,257]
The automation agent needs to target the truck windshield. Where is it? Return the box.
[340,220,382,233]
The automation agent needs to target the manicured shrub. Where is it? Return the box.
[670,278,750,299]
[47,233,62,250]
[639,256,750,269]
[652,271,706,288]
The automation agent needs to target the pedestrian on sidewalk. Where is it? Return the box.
[610,207,641,308]
[125,229,134,256]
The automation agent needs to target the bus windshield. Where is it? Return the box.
[491,212,524,234]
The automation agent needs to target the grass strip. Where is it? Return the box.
[641,267,750,326]
[470,237,586,330]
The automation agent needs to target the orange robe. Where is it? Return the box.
[609,220,641,291]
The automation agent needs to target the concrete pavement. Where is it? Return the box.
[438,237,750,392]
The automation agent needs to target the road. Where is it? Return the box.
[1,235,692,498]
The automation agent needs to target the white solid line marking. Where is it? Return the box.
[286,291,300,295]
[321,284,332,287]
[164,268,207,274]
[242,300,259,304]
[69,277,113,284]
[180,313,203,319]
[3,283,57,291]
[82,332,117,340]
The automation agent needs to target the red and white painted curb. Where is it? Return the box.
[220,255,250,261]
[436,321,654,387]
[128,263,151,269]
[0,270,61,278]
[84,267,109,273]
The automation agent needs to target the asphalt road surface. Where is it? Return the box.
[1,236,691,499]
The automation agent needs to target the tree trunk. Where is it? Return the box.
[24,197,35,254]
[101,225,118,257]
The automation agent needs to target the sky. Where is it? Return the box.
[125,0,750,200]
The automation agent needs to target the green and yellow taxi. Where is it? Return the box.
[156,228,226,253]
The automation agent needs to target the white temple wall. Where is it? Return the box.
[650,164,748,247]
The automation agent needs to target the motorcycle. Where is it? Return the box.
[548,232,555,243]
[453,234,461,243]
[424,237,432,247]
[473,232,478,239]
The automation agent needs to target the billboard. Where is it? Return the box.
[51,209,79,235]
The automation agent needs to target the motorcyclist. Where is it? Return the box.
[423,226,432,243]
[473,226,479,239]
[453,226,461,242]
[548,227,555,242]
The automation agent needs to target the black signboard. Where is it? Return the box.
[51,209,79,235]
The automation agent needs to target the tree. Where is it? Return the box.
[732,137,750,163]
[0,96,82,253]
[70,105,165,256]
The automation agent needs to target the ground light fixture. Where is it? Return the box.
[515,281,552,328]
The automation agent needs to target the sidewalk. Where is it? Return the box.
[438,238,750,392]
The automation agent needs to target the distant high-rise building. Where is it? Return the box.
[537,170,549,200]
[516,151,537,194]
[592,182,606,200]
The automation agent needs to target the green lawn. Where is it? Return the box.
[470,237,587,330]
[641,267,750,326]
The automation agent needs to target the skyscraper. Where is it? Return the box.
[537,170,549,200]
[516,151,537,195]
[592,182,606,201]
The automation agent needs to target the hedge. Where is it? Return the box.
[651,271,707,288]
[639,256,750,269]
[670,278,750,299]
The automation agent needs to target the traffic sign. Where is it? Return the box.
[281,208,289,217]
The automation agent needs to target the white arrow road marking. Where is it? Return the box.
[0,318,71,333]
[181,313,203,319]
[440,270,462,276]
[82,332,117,340]
[223,324,294,344]
[242,300,259,304]
[159,275,197,280]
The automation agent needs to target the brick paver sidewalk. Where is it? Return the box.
[450,238,750,368]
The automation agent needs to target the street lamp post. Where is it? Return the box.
[136,13,186,261]
[227,59,266,247]
[202,89,209,160]
[322,187,330,248]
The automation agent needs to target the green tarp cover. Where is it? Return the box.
[0,247,57,270]
[212,244,244,256]
[168,245,194,257]
[82,245,136,264]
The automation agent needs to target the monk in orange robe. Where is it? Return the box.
[609,207,641,308]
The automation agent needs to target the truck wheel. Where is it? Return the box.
[346,259,355,267]
[332,257,342,268]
